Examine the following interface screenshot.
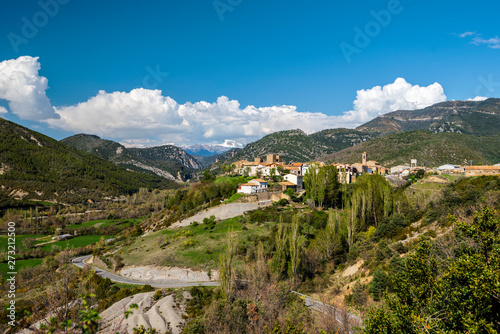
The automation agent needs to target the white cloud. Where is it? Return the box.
[471,36,500,49]
[459,31,475,38]
[458,32,500,49]
[0,56,56,121]
[0,57,447,145]
[468,96,488,101]
[342,77,446,124]
[47,78,446,146]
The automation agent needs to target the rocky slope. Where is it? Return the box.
[356,98,500,135]
[62,134,202,181]
[322,130,500,167]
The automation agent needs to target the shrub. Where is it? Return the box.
[153,290,162,301]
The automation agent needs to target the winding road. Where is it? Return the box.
[72,255,219,288]
[72,256,362,331]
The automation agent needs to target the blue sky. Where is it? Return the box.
[0,0,499,146]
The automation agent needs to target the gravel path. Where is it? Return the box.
[170,202,258,228]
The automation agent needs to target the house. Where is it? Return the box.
[351,163,368,174]
[237,183,259,194]
[284,174,303,190]
[237,179,268,194]
[437,164,464,174]
[390,165,411,174]
[465,166,500,177]
[280,181,297,192]
[249,179,268,191]
[336,164,355,184]
[353,152,387,175]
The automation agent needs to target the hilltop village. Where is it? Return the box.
[232,152,500,194]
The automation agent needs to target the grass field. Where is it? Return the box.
[0,234,43,252]
[0,258,43,277]
[117,216,272,271]
[66,218,140,230]
[40,235,106,252]
[440,174,465,182]
[223,193,246,204]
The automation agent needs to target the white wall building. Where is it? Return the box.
[284,174,303,190]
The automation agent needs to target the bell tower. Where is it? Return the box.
[362,152,367,164]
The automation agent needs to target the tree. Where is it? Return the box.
[364,206,500,333]
[22,237,35,249]
[288,215,306,282]
[202,169,216,182]
[219,229,236,295]
[270,167,277,181]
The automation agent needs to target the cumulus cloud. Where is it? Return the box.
[0,56,447,146]
[341,77,446,124]
[468,96,488,101]
[46,77,446,146]
[0,56,56,121]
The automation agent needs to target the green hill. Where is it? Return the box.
[61,134,202,181]
[322,131,500,167]
[357,98,500,135]
[0,119,178,204]
[214,129,379,164]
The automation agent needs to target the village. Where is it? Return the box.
[233,152,500,194]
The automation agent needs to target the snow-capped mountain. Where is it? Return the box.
[182,140,244,156]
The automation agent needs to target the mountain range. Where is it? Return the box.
[2,97,500,207]
[0,119,178,206]
[182,140,244,157]
[214,98,500,167]
[61,134,202,181]
[356,98,500,135]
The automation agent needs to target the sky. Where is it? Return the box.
[0,0,499,147]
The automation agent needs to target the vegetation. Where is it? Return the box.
[357,98,500,135]
[364,206,500,333]
[62,134,202,181]
[1,112,500,333]
[215,128,379,165]
[0,119,178,204]
[325,130,500,167]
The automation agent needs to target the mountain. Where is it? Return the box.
[356,98,500,135]
[182,140,244,157]
[213,128,379,164]
[61,135,202,181]
[0,119,177,205]
[322,130,500,167]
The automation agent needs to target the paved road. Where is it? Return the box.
[73,256,362,330]
[72,255,219,288]
[292,291,363,332]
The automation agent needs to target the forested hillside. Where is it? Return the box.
[357,98,500,135]
[62,134,202,181]
[0,119,178,204]
[214,129,379,165]
[323,130,500,167]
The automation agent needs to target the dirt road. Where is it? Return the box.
[170,202,258,228]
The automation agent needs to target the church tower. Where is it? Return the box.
[362,152,367,164]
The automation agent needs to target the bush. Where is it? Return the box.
[153,290,162,301]
[393,242,408,254]
[369,269,388,301]
[277,198,288,206]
